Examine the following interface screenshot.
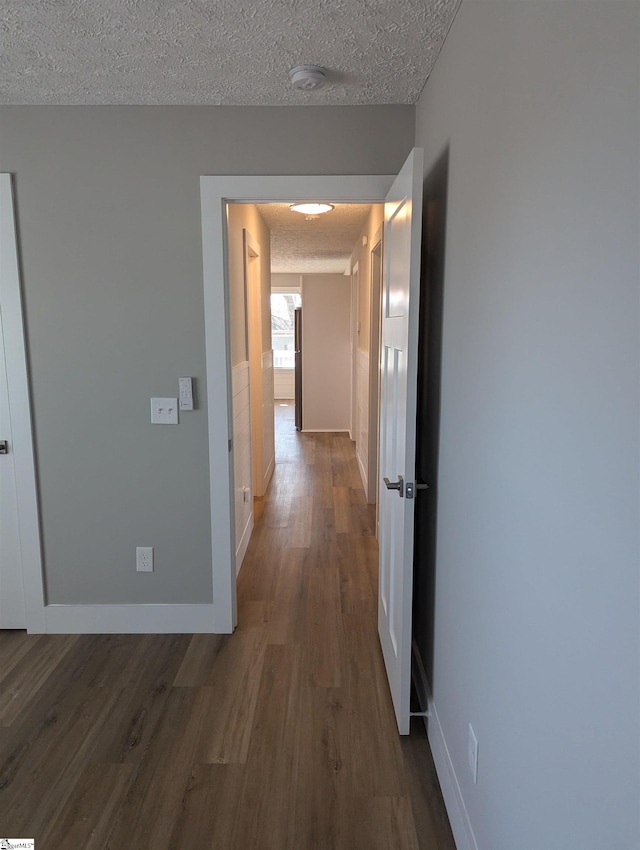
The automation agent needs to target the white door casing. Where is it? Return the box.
[378,149,424,735]
[350,262,359,442]
[244,229,264,497]
[368,226,384,508]
[0,173,45,632]
[201,174,394,633]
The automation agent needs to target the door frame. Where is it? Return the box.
[0,174,46,632]
[350,262,359,442]
[368,224,384,509]
[243,228,265,497]
[200,174,394,633]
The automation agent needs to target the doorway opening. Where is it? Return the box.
[227,200,385,573]
[201,174,394,633]
[201,152,426,739]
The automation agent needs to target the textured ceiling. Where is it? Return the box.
[255,203,373,273]
[0,0,459,105]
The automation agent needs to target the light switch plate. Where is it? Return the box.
[151,397,178,424]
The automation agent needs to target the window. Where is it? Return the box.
[271,292,301,369]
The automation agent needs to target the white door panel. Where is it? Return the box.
[0,173,44,631]
[378,149,424,735]
[0,306,26,628]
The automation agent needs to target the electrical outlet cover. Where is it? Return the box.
[136,546,154,572]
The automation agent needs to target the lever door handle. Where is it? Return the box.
[383,475,404,498]
[405,479,429,499]
[0,440,7,455]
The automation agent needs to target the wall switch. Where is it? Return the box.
[468,724,479,784]
[136,546,153,572]
[179,377,194,411]
[151,398,178,424]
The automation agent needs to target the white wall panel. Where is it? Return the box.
[301,274,351,432]
[414,4,640,848]
[274,367,295,399]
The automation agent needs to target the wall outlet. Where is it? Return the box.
[136,546,153,572]
[468,723,479,784]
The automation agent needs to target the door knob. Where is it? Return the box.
[383,475,404,498]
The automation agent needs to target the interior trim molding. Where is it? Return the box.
[301,429,351,434]
[412,641,477,850]
[236,513,254,576]
[263,453,275,494]
[427,698,477,850]
[43,603,216,634]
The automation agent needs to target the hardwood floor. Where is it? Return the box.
[0,401,455,850]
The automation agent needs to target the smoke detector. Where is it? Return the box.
[289,65,328,91]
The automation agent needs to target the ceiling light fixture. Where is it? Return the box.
[289,203,334,215]
[288,65,328,91]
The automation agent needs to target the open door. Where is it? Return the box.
[378,148,424,735]
[0,174,45,633]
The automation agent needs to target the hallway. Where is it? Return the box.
[0,403,455,849]
[219,401,455,848]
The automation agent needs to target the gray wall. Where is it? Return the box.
[0,105,414,604]
[414,2,639,848]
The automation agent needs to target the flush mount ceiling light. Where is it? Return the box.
[289,203,335,215]
[288,65,328,91]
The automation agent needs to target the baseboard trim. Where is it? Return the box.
[301,428,350,434]
[412,641,477,850]
[263,454,275,493]
[428,700,478,850]
[356,448,368,496]
[43,603,216,634]
[236,512,254,576]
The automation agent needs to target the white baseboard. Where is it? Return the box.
[42,603,216,634]
[236,511,254,576]
[263,453,275,493]
[356,448,368,495]
[301,428,350,433]
[428,701,478,850]
[412,641,477,850]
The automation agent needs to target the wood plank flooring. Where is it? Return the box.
[0,401,455,850]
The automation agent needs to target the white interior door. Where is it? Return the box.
[0,174,45,633]
[0,307,26,628]
[378,148,424,735]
